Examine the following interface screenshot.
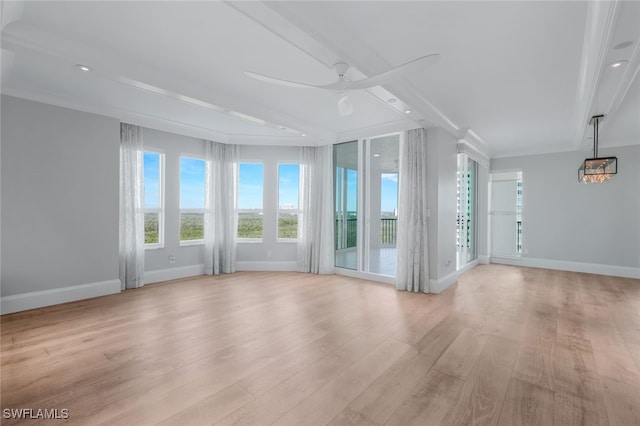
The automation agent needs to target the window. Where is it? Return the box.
[238,163,264,240]
[144,151,164,247]
[180,156,206,244]
[277,164,301,240]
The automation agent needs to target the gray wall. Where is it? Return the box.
[427,127,458,281]
[476,163,490,260]
[491,145,640,268]
[0,94,303,298]
[1,95,120,296]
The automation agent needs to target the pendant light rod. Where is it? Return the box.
[589,114,604,157]
[594,116,598,157]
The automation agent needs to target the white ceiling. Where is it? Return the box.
[1,1,638,158]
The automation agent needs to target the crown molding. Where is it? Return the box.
[1,86,233,143]
[490,143,577,160]
[598,36,640,138]
[1,20,336,144]
[572,0,620,150]
[337,119,417,143]
[457,140,489,167]
[227,134,324,147]
[0,0,24,31]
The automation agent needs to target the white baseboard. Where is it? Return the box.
[145,264,205,284]
[335,267,395,285]
[457,259,480,275]
[478,255,490,264]
[430,270,459,294]
[236,261,298,272]
[490,256,640,279]
[1,279,121,315]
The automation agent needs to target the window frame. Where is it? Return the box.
[179,154,207,247]
[237,162,265,242]
[276,162,302,243]
[143,149,165,250]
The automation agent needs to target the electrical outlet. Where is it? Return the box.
[169,255,175,264]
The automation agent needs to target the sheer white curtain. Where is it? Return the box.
[204,140,239,275]
[297,145,334,274]
[396,128,430,292]
[119,123,145,290]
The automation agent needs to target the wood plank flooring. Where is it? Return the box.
[2,265,639,425]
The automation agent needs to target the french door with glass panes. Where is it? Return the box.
[334,134,400,279]
[490,171,523,259]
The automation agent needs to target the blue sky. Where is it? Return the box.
[145,159,300,210]
[346,169,357,211]
[144,157,395,212]
[278,164,299,209]
[381,173,398,213]
[238,163,300,209]
[238,163,264,209]
[180,157,206,209]
[337,169,398,213]
[144,152,160,208]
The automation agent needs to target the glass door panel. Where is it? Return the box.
[334,141,358,270]
[367,135,399,276]
[457,154,478,269]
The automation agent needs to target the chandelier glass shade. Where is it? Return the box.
[578,115,617,184]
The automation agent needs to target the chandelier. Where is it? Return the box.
[578,115,617,183]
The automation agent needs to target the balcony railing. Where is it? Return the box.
[335,218,357,250]
[335,217,397,250]
[380,218,397,246]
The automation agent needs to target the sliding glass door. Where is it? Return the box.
[456,154,478,269]
[334,134,399,278]
[334,141,358,270]
[366,135,399,276]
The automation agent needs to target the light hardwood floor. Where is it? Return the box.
[2,265,639,425]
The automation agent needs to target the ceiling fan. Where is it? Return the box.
[245,54,440,116]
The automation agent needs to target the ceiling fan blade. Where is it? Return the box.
[344,53,440,90]
[244,71,319,89]
[338,95,354,116]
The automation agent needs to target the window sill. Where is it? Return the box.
[238,239,263,243]
[180,240,204,247]
[277,239,298,244]
[145,244,164,250]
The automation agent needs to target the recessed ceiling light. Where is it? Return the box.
[404,109,412,114]
[373,154,380,157]
[610,60,628,68]
[75,64,91,72]
[613,41,633,50]
[387,98,397,103]
[301,133,306,137]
